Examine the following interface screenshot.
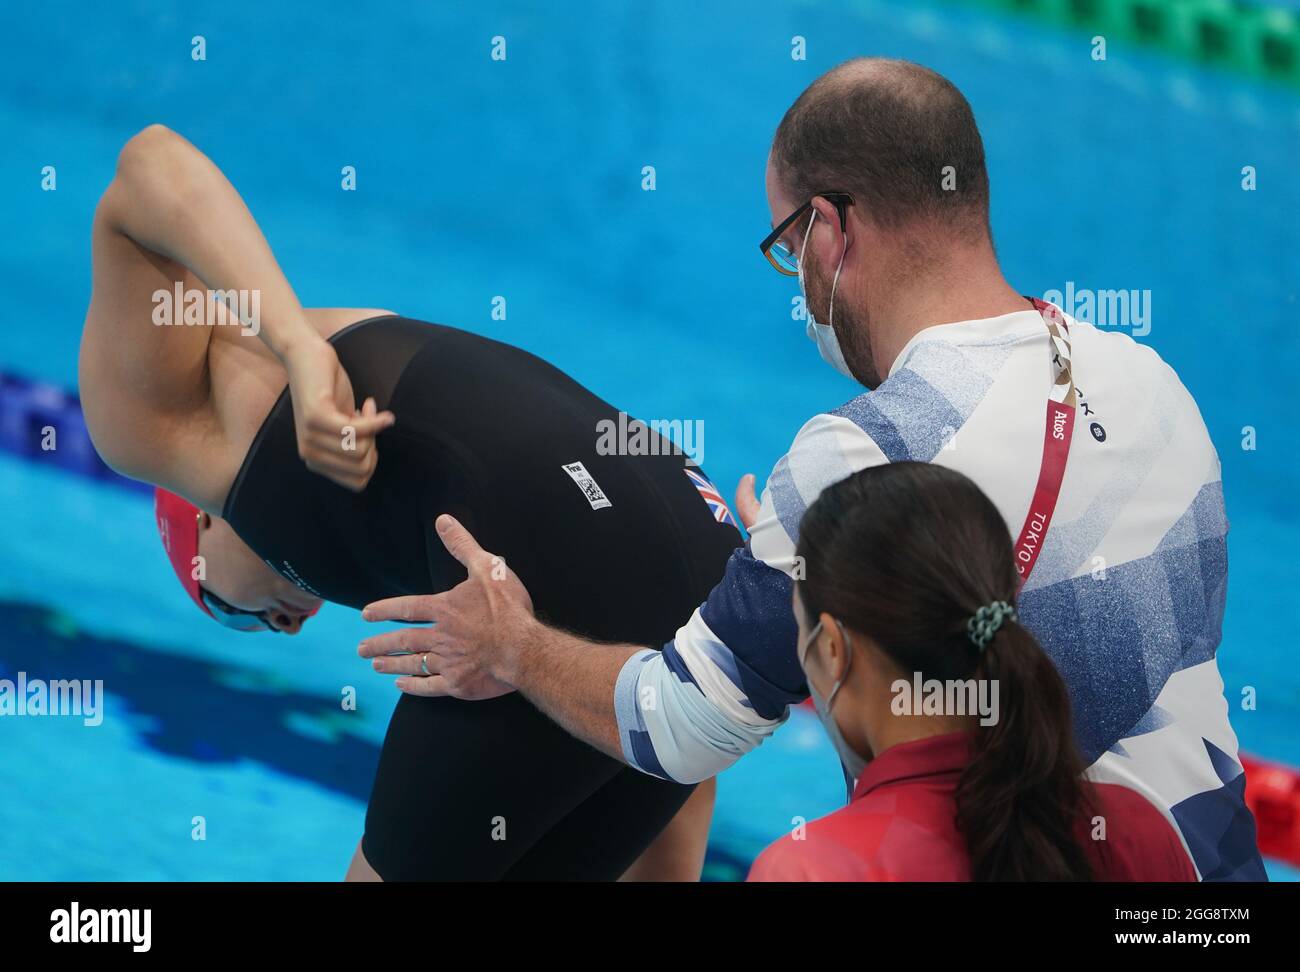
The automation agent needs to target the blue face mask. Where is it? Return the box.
[798,617,870,788]
[797,212,855,380]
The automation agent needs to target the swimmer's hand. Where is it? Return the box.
[735,473,762,530]
[283,338,395,492]
[358,515,534,700]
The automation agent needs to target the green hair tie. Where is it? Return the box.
[967,600,1017,651]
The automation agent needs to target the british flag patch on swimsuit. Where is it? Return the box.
[684,468,736,527]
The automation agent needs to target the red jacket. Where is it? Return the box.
[748,731,1197,882]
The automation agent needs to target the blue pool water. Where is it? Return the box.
[1,0,1296,880]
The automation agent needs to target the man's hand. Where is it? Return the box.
[283,337,395,492]
[735,473,762,530]
[358,514,535,699]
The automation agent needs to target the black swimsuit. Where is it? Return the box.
[223,315,741,879]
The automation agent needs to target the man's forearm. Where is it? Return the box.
[110,124,316,357]
[502,618,640,761]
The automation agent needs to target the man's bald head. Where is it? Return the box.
[771,58,990,241]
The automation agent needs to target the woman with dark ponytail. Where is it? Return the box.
[748,462,1195,882]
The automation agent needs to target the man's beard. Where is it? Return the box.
[803,245,882,388]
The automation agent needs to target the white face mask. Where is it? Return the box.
[798,212,855,380]
[798,617,870,788]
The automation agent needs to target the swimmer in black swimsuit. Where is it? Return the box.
[79,125,739,880]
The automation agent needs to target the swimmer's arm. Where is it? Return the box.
[81,125,392,497]
[80,135,220,499]
[99,124,319,358]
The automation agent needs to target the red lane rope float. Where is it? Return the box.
[1242,752,1300,869]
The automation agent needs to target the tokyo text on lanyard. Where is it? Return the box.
[1012,298,1076,586]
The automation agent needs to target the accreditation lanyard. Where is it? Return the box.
[1011,298,1076,586]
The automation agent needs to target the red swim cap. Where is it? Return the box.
[153,488,323,629]
[154,487,214,619]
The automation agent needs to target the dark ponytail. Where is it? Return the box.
[955,620,1094,881]
[796,462,1096,882]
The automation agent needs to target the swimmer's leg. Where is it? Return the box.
[619,777,716,882]
[344,839,382,882]
[362,692,623,881]
[499,766,701,881]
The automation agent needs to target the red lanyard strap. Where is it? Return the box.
[1012,300,1076,586]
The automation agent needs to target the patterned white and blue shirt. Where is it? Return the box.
[614,307,1263,881]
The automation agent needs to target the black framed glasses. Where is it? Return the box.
[759,192,854,276]
[200,588,277,633]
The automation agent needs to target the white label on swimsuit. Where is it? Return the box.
[270,559,324,598]
[560,461,612,510]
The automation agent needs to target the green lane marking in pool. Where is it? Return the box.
[930,0,1300,88]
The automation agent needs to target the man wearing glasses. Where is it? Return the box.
[362,57,1264,881]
